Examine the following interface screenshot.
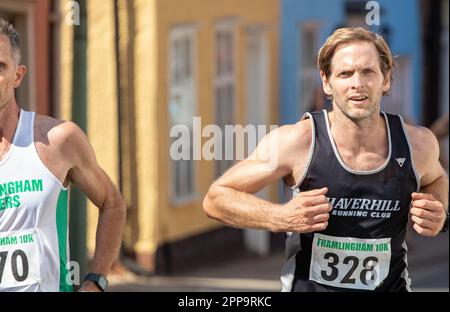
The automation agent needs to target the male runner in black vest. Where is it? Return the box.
[203,28,448,292]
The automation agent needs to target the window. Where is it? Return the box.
[214,22,235,177]
[298,24,321,113]
[169,26,197,202]
[345,0,372,28]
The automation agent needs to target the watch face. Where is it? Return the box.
[98,276,108,290]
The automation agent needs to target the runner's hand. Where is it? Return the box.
[410,192,446,237]
[275,187,332,233]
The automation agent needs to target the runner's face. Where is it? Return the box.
[0,35,24,110]
[321,41,390,121]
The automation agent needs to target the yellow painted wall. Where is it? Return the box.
[116,0,140,257]
[86,0,120,254]
[58,0,120,255]
[132,0,160,261]
[155,0,280,244]
[67,0,280,265]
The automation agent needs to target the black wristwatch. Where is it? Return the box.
[83,273,108,292]
[441,210,449,233]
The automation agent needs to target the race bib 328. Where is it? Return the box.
[309,233,391,290]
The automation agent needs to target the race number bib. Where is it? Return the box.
[309,233,391,290]
[0,229,41,288]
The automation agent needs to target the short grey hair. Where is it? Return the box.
[0,18,21,64]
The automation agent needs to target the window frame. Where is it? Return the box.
[168,25,198,205]
[214,19,237,178]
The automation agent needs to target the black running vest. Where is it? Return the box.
[281,110,419,292]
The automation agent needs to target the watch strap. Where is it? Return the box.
[83,273,108,291]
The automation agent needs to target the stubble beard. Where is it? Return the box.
[334,98,378,123]
[0,100,7,112]
[0,91,14,112]
[0,100,9,112]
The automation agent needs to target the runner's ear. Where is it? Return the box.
[320,71,333,97]
[14,65,27,88]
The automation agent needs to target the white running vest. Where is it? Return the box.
[0,110,72,292]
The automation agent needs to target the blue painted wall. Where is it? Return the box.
[280,0,422,124]
[378,0,422,123]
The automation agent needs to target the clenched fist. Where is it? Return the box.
[274,187,332,233]
[410,192,447,237]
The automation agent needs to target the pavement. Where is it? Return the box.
[108,229,449,292]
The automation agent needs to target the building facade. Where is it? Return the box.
[5,0,280,273]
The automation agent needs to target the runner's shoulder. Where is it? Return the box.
[272,118,313,154]
[403,123,438,149]
[35,114,87,151]
[403,122,439,161]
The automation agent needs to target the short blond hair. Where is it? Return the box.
[317,27,394,95]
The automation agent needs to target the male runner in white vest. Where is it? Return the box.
[203,27,448,291]
[0,19,126,291]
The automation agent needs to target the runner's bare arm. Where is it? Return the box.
[59,122,126,289]
[203,120,332,233]
[408,125,449,236]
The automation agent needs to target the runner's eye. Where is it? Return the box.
[338,71,352,77]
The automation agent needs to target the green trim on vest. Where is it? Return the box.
[56,189,73,292]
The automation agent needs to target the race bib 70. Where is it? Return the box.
[0,229,41,288]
